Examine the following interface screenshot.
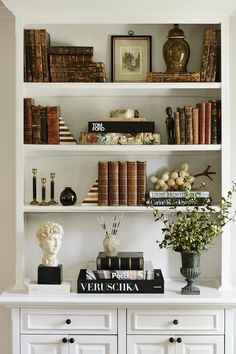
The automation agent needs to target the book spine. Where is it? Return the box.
[137,161,147,206]
[50,46,94,55]
[185,106,193,144]
[40,106,48,144]
[192,107,199,144]
[217,100,221,144]
[96,257,144,270]
[197,102,206,144]
[210,100,218,144]
[31,105,41,144]
[40,29,50,82]
[98,161,108,206]
[119,161,127,206]
[50,54,93,64]
[127,161,137,206]
[79,132,160,145]
[200,29,212,82]
[88,121,155,133]
[86,269,148,280]
[24,98,35,144]
[146,72,200,82]
[24,29,34,82]
[211,30,221,82]
[150,197,210,206]
[108,161,119,206]
[179,108,186,144]
[205,30,218,82]
[32,29,43,82]
[47,106,60,144]
[174,111,180,144]
[205,102,212,144]
[149,190,210,198]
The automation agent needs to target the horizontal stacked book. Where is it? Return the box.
[147,190,211,207]
[172,99,221,145]
[98,160,146,206]
[77,252,164,293]
[146,72,200,82]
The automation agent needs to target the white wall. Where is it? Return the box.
[0,11,15,354]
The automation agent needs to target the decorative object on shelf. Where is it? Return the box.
[60,187,77,206]
[163,24,190,73]
[59,117,78,145]
[149,163,216,191]
[111,33,152,82]
[36,222,64,284]
[81,180,98,206]
[152,182,236,294]
[30,168,39,205]
[110,109,139,118]
[48,173,58,205]
[39,177,48,206]
[97,216,122,256]
[165,107,175,144]
[79,132,160,145]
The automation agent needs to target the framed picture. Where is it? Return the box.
[111,35,152,82]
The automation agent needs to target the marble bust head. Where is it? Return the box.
[36,222,64,267]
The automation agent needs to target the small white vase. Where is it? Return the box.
[103,234,120,257]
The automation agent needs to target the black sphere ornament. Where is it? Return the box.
[60,187,77,206]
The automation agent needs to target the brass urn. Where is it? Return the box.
[163,24,190,73]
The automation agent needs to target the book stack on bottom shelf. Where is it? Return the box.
[77,252,164,294]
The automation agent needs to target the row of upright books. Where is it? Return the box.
[77,252,164,293]
[24,29,107,82]
[98,161,146,206]
[173,99,221,145]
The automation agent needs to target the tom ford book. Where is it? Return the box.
[77,268,164,293]
[88,121,155,133]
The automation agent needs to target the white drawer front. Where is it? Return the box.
[21,308,117,334]
[127,308,224,334]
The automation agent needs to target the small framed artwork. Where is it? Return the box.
[111,35,152,82]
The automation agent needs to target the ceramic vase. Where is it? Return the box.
[103,234,120,257]
[60,187,77,206]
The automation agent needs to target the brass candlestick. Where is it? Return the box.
[39,178,48,206]
[30,168,39,205]
[48,172,58,205]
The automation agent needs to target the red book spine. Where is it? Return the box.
[205,102,212,144]
[98,161,108,206]
[127,161,137,206]
[137,161,147,206]
[108,161,119,206]
[197,102,206,144]
[119,161,127,206]
[47,106,60,144]
[174,111,180,145]
[24,98,35,144]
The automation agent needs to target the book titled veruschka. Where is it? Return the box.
[96,251,144,270]
[77,268,164,293]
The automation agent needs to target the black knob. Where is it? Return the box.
[62,338,68,343]
[66,319,71,325]
[169,337,175,343]
[69,338,75,344]
[177,337,182,343]
[173,319,178,325]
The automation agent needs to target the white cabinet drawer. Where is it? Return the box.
[21,308,117,334]
[127,308,224,334]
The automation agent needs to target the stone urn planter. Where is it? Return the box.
[179,250,201,295]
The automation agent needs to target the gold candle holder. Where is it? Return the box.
[48,172,58,205]
[39,178,48,206]
[30,168,39,205]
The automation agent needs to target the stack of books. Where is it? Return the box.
[147,190,211,207]
[49,46,107,82]
[146,71,200,82]
[172,99,221,145]
[98,160,146,206]
[77,252,164,293]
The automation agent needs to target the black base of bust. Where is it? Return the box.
[38,264,62,284]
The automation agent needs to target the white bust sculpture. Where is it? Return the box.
[36,222,64,267]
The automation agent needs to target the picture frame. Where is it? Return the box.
[111,35,152,82]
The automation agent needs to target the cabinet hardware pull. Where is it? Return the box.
[66,319,71,324]
[177,337,182,343]
[62,338,68,343]
[69,338,75,344]
[173,319,178,325]
[169,337,175,343]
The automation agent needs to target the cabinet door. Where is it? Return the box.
[21,335,68,354]
[176,335,224,354]
[69,335,117,354]
[127,335,175,354]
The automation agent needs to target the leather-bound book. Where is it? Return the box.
[217,99,221,144]
[174,111,180,144]
[192,108,199,144]
[179,108,186,144]
[210,100,218,144]
[185,106,193,144]
[127,161,137,206]
[24,98,35,144]
[137,161,147,206]
[32,29,43,82]
[108,161,119,206]
[205,102,212,144]
[205,30,218,82]
[31,105,41,144]
[197,102,206,144]
[47,106,60,144]
[200,29,216,82]
[98,161,108,206]
[40,106,48,144]
[40,29,50,82]
[119,161,127,206]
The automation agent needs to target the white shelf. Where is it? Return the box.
[23,82,221,97]
[24,144,221,156]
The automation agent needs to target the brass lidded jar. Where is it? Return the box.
[163,24,190,73]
